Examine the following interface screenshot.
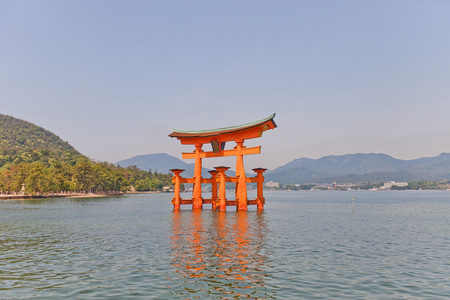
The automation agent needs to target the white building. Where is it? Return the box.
[381,181,408,190]
[265,181,279,188]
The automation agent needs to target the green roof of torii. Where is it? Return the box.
[170,113,276,136]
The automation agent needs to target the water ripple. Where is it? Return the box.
[1,192,450,299]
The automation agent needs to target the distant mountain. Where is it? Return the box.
[265,153,450,184]
[116,152,450,184]
[0,113,85,168]
[116,153,212,177]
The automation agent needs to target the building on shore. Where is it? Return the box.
[380,181,408,190]
[265,181,279,188]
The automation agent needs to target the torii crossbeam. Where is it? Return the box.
[169,113,277,211]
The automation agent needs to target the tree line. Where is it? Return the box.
[0,159,174,195]
[1,114,175,195]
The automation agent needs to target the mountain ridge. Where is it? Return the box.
[116,153,212,177]
[265,152,450,184]
[116,152,450,184]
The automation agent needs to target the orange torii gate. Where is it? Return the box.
[169,113,277,211]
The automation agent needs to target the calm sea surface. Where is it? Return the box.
[1,191,450,299]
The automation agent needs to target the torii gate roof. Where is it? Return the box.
[169,113,277,145]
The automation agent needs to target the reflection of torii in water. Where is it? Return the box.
[169,114,277,211]
[169,210,271,298]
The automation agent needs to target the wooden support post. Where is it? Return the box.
[215,166,230,212]
[170,168,185,210]
[208,170,218,210]
[193,143,203,209]
[252,168,267,210]
[235,139,247,211]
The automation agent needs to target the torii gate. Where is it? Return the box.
[169,113,277,211]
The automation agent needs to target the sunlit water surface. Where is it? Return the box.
[1,191,450,299]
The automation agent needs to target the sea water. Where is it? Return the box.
[1,191,449,299]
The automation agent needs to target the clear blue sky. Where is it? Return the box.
[1,0,450,170]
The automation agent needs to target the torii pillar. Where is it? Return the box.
[192,143,203,209]
[215,166,230,212]
[208,170,218,210]
[235,139,248,211]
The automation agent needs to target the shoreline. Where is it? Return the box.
[125,191,160,194]
[0,190,176,201]
[0,192,123,201]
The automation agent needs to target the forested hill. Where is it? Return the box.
[0,113,84,168]
[0,114,173,195]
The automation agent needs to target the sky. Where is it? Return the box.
[1,0,450,170]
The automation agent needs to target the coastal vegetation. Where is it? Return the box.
[0,160,173,195]
[0,114,173,196]
[390,181,449,190]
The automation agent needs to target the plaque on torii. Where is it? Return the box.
[169,113,277,211]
